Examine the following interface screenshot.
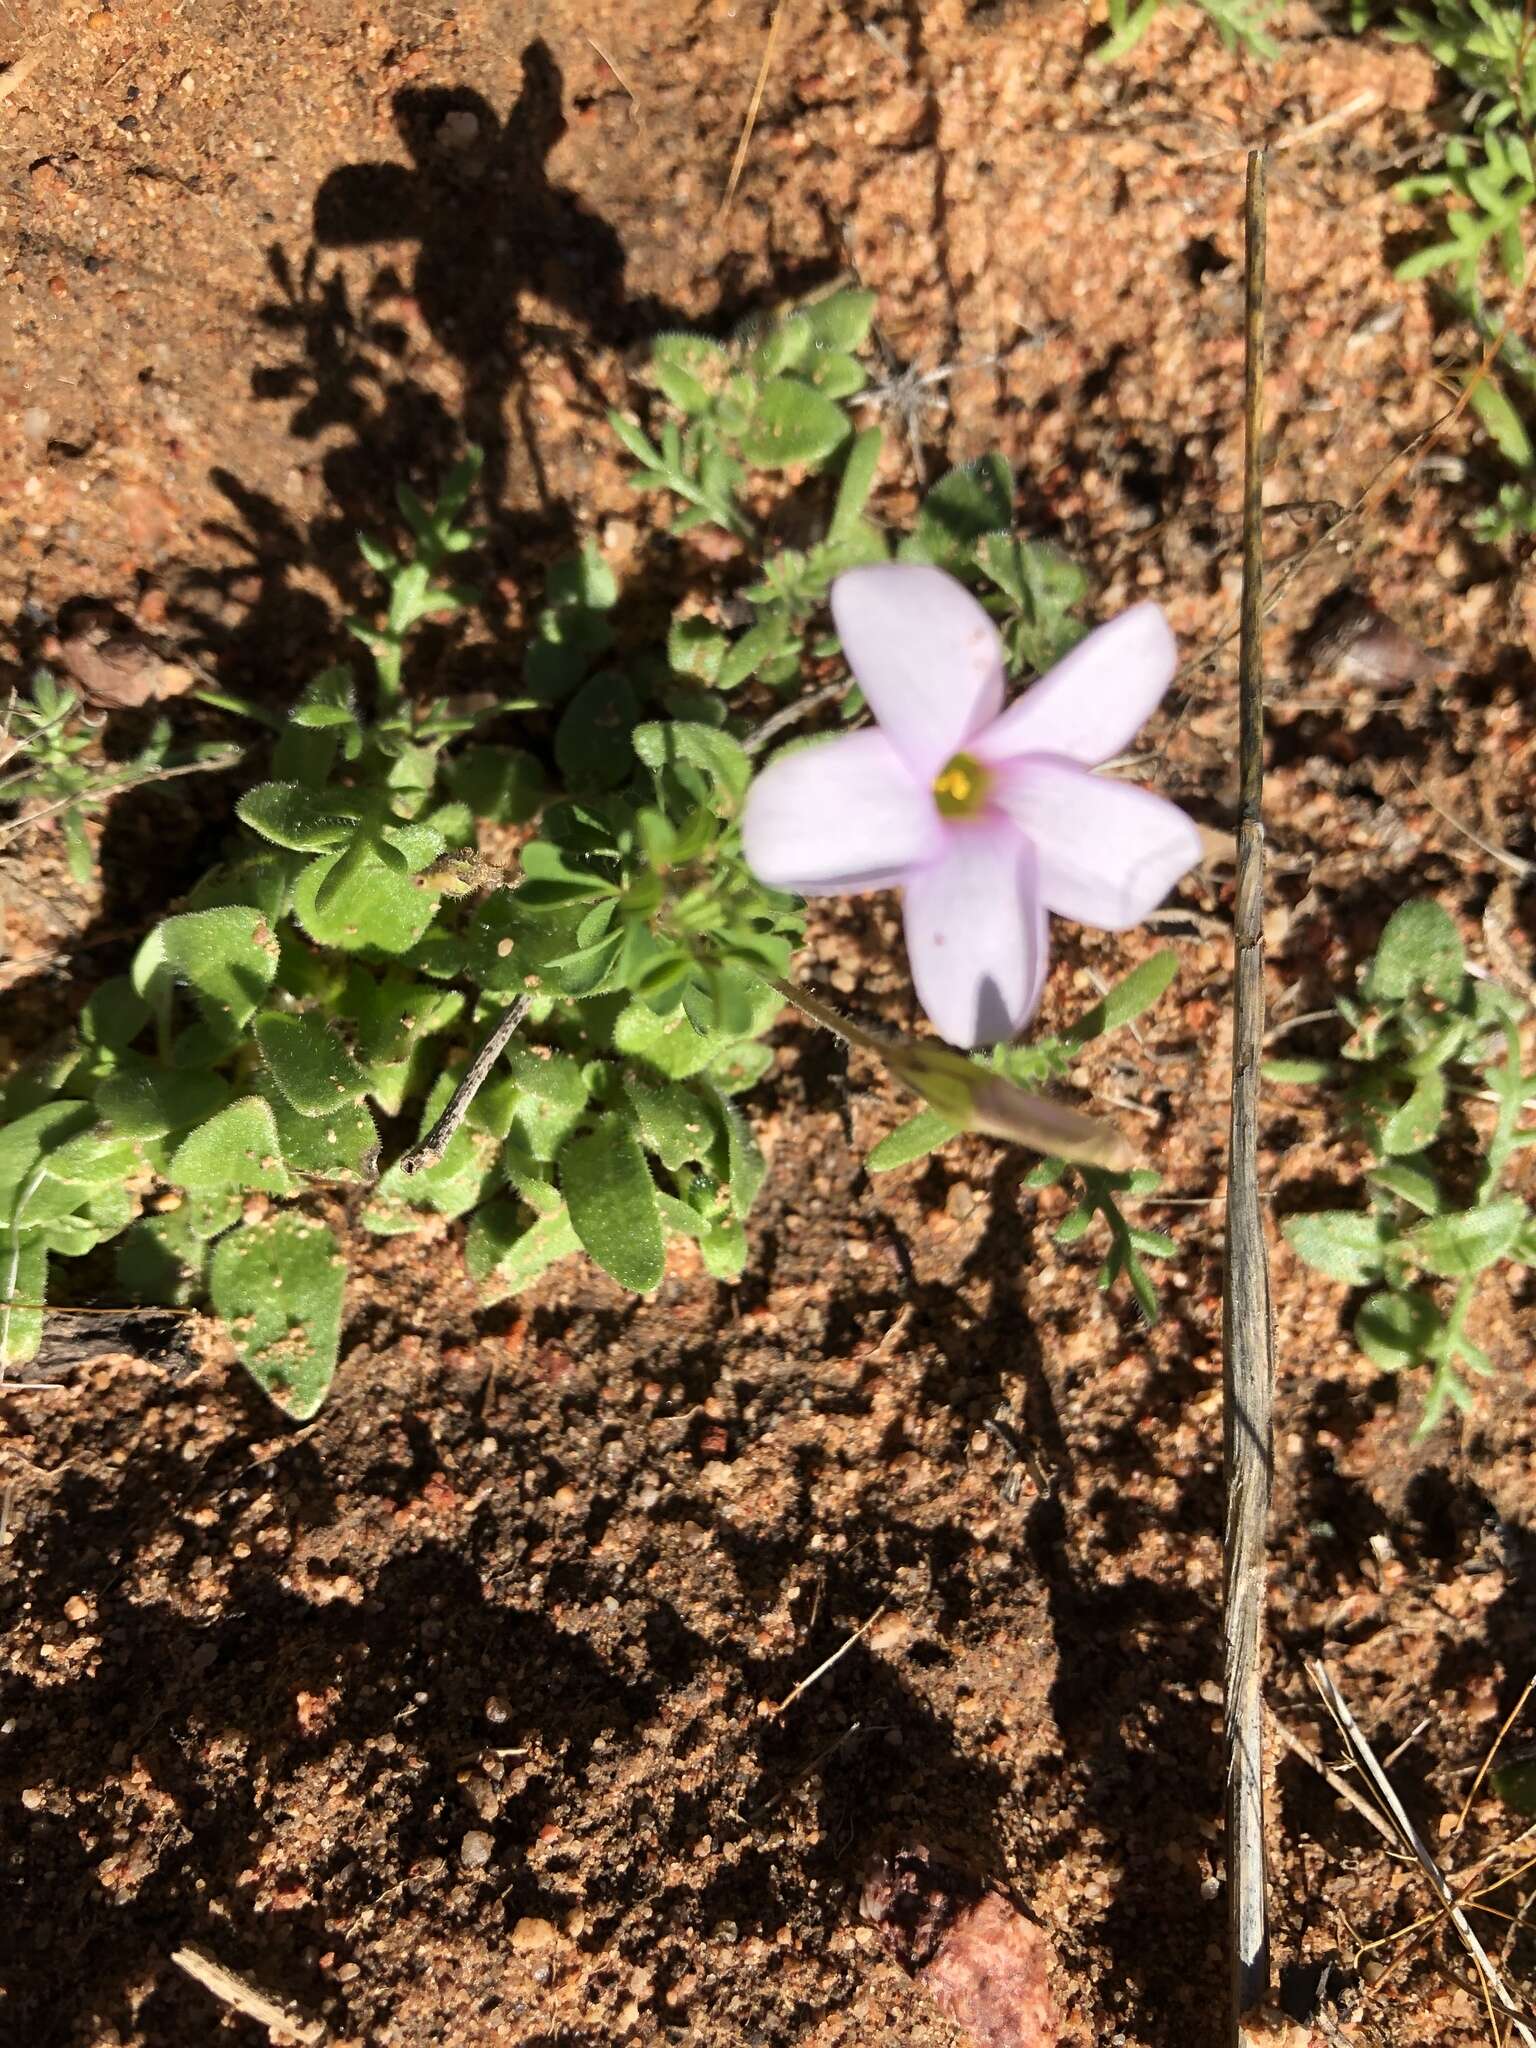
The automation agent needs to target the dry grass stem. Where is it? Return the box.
[170,1944,326,2045]
[1454,1670,1536,1839]
[583,33,640,113]
[1224,147,1275,2044]
[773,1602,887,1716]
[717,0,788,222]
[1310,1662,1536,2047]
[1272,1711,1401,1852]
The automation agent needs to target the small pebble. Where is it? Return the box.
[510,1914,558,1952]
[460,1830,494,1870]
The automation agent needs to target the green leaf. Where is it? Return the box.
[799,288,877,354]
[1282,1209,1393,1284]
[116,1210,208,1305]
[613,975,779,1078]
[1403,1199,1527,1277]
[291,845,437,955]
[78,978,152,1051]
[184,850,298,925]
[1369,1156,1442,1215]
[631,719,751,802]
[209,1213,346,1420]
[263,1088,379,1181]
[0,1102,98,1211]
[717,615,794,691]
[1363,901,1464,1003]
[609,410,660,468]
[237,782,360,851]
[1492,1760,1536,1816]
[899,456,1013,572]
[97,1064,231,1146]
[708,1040,774,1094]
[1263,1057,1339,1085]
[1380,1071,1447,1156]
[169,1097,297,1195]
[652,333,729,413]
[132,906,281,1034]
[466,1198,581,1298]
[709,1087,765,1217]
[747,312,813,377]
[0,1233,48,1368]
[555,670,640,791]
[1066,952,1180,1043]
[287,664,358,728]
[184,1190,242,1240]
[621,1072,714,1171]
[668,615,727,685]
[867,1106,965,1171]
[829,425,885,544]
[505,1047,591,1162]
[546,538,619,614]
[255,1012,370,1117]
[1467,370,1535,471]
[806,353,867,400]
[1355,1288,1440,1371]
[975,534,1089,671]
[559,1115,665,1292]
[739,378,852,468]
[446,745,545,825]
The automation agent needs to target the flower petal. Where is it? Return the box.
[901,821,1049,1048]
[974,602,1176,769]
[992,758,1201,930]
[741,729,941,894]
[831,564,1006,778]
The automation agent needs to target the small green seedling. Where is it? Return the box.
[0,671,230,884]
[1276,900,1536,1432]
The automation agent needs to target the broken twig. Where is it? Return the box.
[1223,147,1275,2044]
[396,996,531,1178]
[171,1944,325,2045]
[773,1602,887,1716]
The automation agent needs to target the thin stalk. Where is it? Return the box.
[396,996,531,1179]
[1223,147,1274,2043]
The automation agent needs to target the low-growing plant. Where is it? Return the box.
[0,671,219,885]
[1372,0,1536,532]
[0,287,1190,1417]
[1275,900,1536,1431]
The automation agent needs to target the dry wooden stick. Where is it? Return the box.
[171,1944,326,2044]
[1223,147,1275,2044]
[396,995,531,1178]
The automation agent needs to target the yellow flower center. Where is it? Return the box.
[932,751,991,820]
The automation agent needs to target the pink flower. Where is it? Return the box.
[742,562,1201,1048]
